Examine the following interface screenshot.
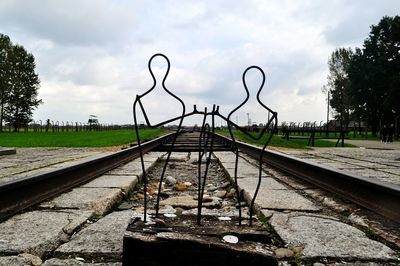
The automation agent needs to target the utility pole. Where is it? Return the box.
[247,113,250,127]
[326,91,330,136]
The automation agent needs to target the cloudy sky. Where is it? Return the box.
[0,0,399,126]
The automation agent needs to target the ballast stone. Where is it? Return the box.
[0,253,41,266]
[42,258,121,265]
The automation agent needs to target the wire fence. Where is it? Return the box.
[1,120,136,133]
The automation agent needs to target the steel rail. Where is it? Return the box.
[0,133,175,221]
[213,133,400,223]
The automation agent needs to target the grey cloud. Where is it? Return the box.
[322,0,400,46]
[0,0,140,46]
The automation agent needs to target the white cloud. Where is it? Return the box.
[1,0,399,125]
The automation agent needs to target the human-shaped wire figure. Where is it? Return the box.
[133,54,216,224]
[133,53,186,222]
[224,66,278,226]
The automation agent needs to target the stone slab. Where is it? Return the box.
[332,158,386,168]
[238,179,320,211]
[107,152,162,175]
[0,210,93,257]
[143,152,165,162]
[81,175,138,193]
[213,151,237,163]
[41,187,123,216]
[107,161,144,175]
[283,147,400,187]
[160,152,190,162]
[216,153,272,178]
[223,163,266,178]
[42,258,121,265]
[270,171,316,190]
[160,195,221,209]
[0,254,42,266]
[379,168,400,175]
[376,177,400,186]
[0,148,109,183]
[318,161,361,169]
[238,177,288,190]
[55,210,133,259]
[347,168,399,179]
[269,212,396,260]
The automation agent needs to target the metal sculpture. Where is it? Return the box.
[133,53,277,226]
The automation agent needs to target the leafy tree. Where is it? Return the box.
[348,16,400,134]
[323,47,354,127]
[325,16,400,135]
[0,33,12,132]
[0,34,41,132]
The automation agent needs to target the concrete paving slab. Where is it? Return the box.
[143,152,165,162]
[212,151,236,163]
[107,153,161,175]
[239,186,321,211]
[269,171,316,190]
[42,258,121,265]
[216,153,273,178]
[0,210,93,257]
[238,177,288,190]
[345,168,399,179]
[41,188,123,216]
[0,148,110,184]
[81,175,138,194]
[335,159,386,168]
[223,165,267,178]
[161,152,190,162]
[269,212,397,260]
[376,177,400,186]
[107,160,144,175]
[55,210,133,260]
[238,179,320,211]
[318,162,360,169]
[379,168,400,175]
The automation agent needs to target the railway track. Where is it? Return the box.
[1,130,399,224]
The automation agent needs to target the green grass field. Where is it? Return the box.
[0,128,357,149]
[216,130,355,149]
[0,129,165,147]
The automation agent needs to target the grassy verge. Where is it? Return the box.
[0,128,165,147]
[216,130,355,149]
[286,131,397,141]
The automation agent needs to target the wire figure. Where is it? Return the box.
[133,54,277,227]
[224,66,277,225]
[133,53,186,222]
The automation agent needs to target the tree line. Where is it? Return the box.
[0,33,42,132]
[323,16,400,135]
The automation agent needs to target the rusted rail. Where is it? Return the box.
[213,133,400,223]
[0,133,175,221]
